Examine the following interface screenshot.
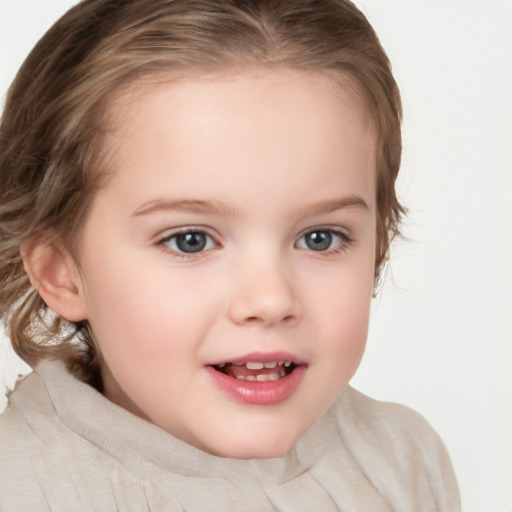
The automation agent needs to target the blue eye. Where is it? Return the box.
[162,230,216,254]
[296,229,347,252]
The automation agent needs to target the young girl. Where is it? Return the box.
[0,0,460,510]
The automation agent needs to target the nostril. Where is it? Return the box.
[244,314,296,326]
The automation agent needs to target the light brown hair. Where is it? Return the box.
[0,0,403,386]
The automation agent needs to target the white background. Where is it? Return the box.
[0,1,511,510]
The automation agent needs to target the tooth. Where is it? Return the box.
[263,361,277,368]
[232,362,244,366]
[268,373,280,381]
[279,368,286,377]
[246,362,264,370]
[278,361,284,366]
[246,375,257,381]
[217,363,226,368]
[235,374,246,380]
[256,374,270,382]
[284,361,292,367]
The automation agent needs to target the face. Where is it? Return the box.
[74,69,377,458]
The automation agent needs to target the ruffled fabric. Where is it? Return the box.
[0,360,460,511]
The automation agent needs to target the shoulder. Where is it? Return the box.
[0,370,58,509]
[0,364,110,510]
[331,386,461,511]
[337,385,445,447]
[0,369,53,453]
[334,385,453,465]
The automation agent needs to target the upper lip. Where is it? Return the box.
[206,351,307,367]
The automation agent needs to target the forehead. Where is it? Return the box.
[97,69,377,209]
[105,67,375,139]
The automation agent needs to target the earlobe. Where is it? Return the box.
[21,236,88,322]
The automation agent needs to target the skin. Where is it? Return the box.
[58,69,378,458]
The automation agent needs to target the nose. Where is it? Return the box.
[227,255,302,327]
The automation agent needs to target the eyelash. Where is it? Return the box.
[295,227,352,255]
[155,226,352,258]
[156,227,219,258]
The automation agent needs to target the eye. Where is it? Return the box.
[160,230,217,254]
[296,228,349,252]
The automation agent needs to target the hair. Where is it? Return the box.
[0,0,403,386]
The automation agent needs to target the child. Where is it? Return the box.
[0,0,461,510]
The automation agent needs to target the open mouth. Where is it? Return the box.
[206,356,306,405]
[212,360,296,382]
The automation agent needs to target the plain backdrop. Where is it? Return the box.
[0,1,511,511]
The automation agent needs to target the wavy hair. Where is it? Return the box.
[0,0,403,385]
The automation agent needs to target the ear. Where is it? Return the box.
[21,236,88,322]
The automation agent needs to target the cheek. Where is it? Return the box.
[81,250,227,369]
[316,295,370,398]
[322,292,370,362]
[306,261,373,366]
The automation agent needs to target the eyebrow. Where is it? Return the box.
[132,195,370,218]
[133,199,238,217]
[299,196,370,216]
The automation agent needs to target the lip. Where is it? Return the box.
[206,351,308,367]
[205,351,307,406]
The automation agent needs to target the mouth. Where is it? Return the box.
[205,352,307,405]
[212,360,297,382]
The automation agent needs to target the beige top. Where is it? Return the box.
[0,360,460,511]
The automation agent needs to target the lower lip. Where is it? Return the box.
[205,365,306,405]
